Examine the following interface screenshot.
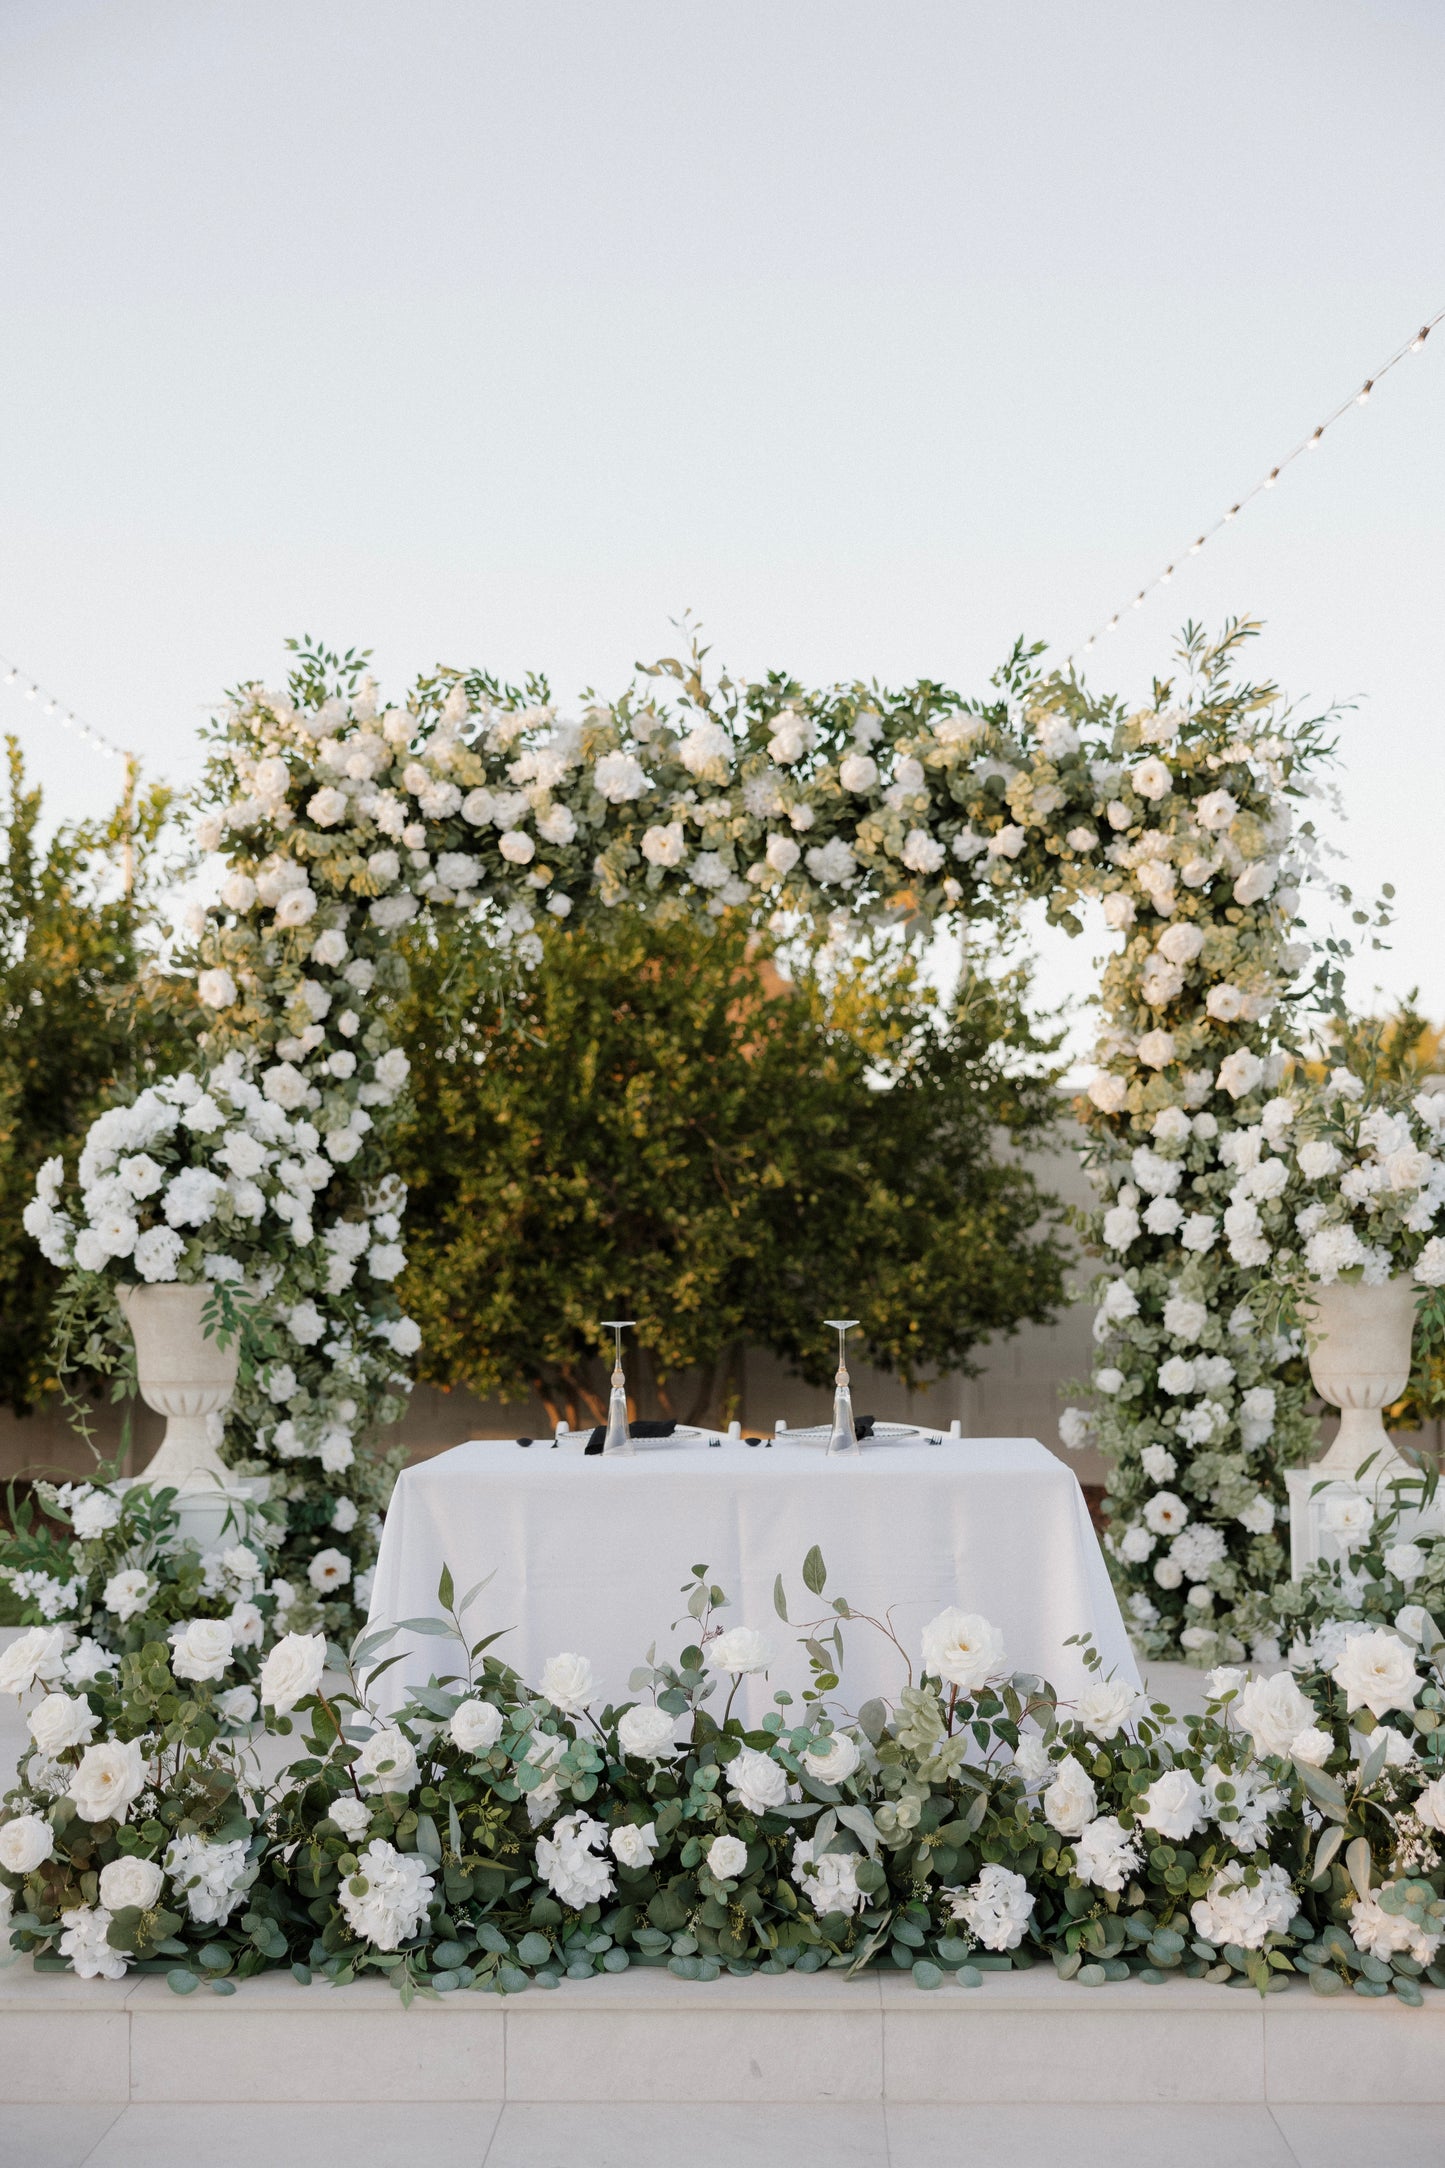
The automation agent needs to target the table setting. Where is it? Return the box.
[365,1321,1139,1720]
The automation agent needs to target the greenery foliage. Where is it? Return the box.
[391,911,1069,1423]
[0,743,189,1416]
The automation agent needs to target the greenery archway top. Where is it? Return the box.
[45,617,1331,1664]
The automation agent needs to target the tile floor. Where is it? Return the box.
[2,2102,1444,2167]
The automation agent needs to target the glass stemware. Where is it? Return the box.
[600,1319,636,1455]
[823,1318,860,1456]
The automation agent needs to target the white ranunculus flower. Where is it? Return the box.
[616,1702,678,1761]
[169,1618,234,1683]
[1143,1491,1188,1536]
[356,1725,420,1795]
[1332,1629,1420,1719]
[27,1692,97,1756]
[1074,1679,1140,1739]
[98,1855,165,1914]
[704,1627,773,1675]
[449,1699,505,1756]
[920,1608,1006,1693]
[727,1746,788,1816]
[801,1731,862,1785]
[1042,1753,1097,1837]
[1290,1726,1333,1767]
[67,1738,147,1823]
[1138,1767,1205,1840]
[706,1833,749,1880]
[307,1546,351,1594]
[539,1651,595,1714]
[609,1820,658,1869]
[0,1812,54,1875]
[258,1631,326,1713]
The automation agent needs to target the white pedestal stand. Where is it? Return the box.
[1288,1276,1427,1577]
[116,1283,268,1546]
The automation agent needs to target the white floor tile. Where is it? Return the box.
[82,2102,500,2168]
[0,2106,123,2168]
[482,2102,890,2167]
[1270,2104,1445,2166]
[883,2103,1299,2167]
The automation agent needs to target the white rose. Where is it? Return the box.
[274,887,317,928]
[609,1821,659,1870]
[1290,1727,1333,1768]
[27,1692,97,1756]
[727,1746,788,1816]
[307,786,348,828]
[1413,1776,1445,1832]
[1384,1544,1427,1590]
[449,1700,505,1756]
[216,1685,257,1727]
[169,1619,234,1683]
[356,1725,420,1795]
[328,1796,374,1841]
[616,1703,678,1760]
[1042,1753,1097,1837]
[539,1651,595,1714]
[0,1630,67,1691]
[98,1855,165,1913]
[258,1631,326,1714]
[920,1608,1006,1693]
[67,1738,147,1823]
[103,1569,153,1623]
[641,822,686,868]
[704,1628,773,1676]
[0,1812,53,1875]
[1138,1767,1206,1840]
[707,1834,749,1880]
[1074,1679,1140,1739]
[197,967,237,1010]
[1332,1629,1420,1719]
[1239,1673,1325,1760]
[801,1731,862,1785]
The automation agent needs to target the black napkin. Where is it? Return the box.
[584,1418,678,1456]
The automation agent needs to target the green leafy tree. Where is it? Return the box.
[0,740,191,1415]
[390,910,1069,1425]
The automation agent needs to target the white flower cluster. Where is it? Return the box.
[1286,1074,1445,1289]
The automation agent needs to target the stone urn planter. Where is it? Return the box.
[1305,1276,1418,1480]
[117,1284,261,1544]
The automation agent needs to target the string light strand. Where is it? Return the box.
[1073,303,1445,660]
[0,652,131,765]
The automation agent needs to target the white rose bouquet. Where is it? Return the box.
[1286,1069,1445,1291]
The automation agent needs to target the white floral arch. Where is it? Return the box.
[181,622,1323,1660]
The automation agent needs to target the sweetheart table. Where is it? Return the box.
[364,1433,1139,1723]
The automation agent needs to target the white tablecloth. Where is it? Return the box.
[365,1434,1138,1722]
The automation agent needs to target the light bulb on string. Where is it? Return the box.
[1067,295,1445,662]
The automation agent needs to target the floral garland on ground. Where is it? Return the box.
[0,1478,281,1706]
[27,624,1338,1650]
[2,1550,1444,2003]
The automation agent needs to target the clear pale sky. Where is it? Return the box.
[1,0,1441,1033]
